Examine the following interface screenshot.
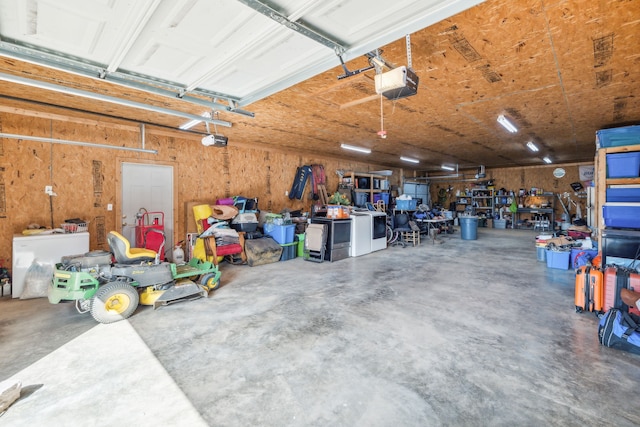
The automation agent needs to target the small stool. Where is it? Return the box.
[402,230,420,246]
[402,221,421,247]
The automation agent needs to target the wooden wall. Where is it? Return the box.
[0,108,401,269]
[429,163,592,223]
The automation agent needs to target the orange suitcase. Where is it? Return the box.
[603,266,640,315]
[575,266,603,313]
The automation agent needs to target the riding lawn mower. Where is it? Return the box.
[48,230,220,324]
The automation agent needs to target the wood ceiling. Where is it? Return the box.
[0,0,638,173]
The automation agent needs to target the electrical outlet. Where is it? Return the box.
[45,185,52,194]
[107,204,113,211]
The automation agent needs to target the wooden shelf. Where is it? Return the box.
[605,177,640,185]
[595,144,640,237]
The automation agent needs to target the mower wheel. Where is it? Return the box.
[90,281,139,324]
[200,273,220,291]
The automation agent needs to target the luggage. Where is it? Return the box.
[598,308,640,355]
[574,266,603,313]
[603,266,640,315]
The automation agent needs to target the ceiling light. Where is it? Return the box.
[543,156,552,164]
[340,143,371,154]
[400,156,419,164]
[441,165,455,171]
[497,115,517,133]
[526,141,539,152]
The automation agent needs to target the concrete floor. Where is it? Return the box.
[1,227,640,426]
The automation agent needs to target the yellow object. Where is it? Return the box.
[22,229,47,235]
[192,204,213,233]
[109,231,157,260]
[102,291,134,314]
[139,287,164,306]
[192,238,207,262]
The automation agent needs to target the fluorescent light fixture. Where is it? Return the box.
[497,115,517,133]
[526,141,539,152]
[400,156,419,164]
[340,143,371,154]
[441,165,455,171]
[543,156,552,164]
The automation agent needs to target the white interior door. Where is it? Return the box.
[121,163,174,259]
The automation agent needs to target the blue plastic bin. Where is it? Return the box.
[396,199,417,210]
[596,125,640,148]
[265,224,296,244]
[606,187,640,202]
[603,203,640,229]
[570,248,598,268]
[546,249,570,270]
[607,152,640,178]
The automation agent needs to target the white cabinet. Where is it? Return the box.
[12,232,90,298]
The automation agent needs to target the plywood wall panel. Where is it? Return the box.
[0,105,430,271]
[429,163,591,223]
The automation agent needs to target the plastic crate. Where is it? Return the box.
[570,248,598,268]
[279,242,297,261]
[603,203,640,229]
[396,199,417,210]
[606,187,640,202]
[546,249,570,270]
[607,152,640,178]
[596,125,640,149]
[265,224,296,244]
[61,222,89,233]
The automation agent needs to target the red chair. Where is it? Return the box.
[203,232,246,266]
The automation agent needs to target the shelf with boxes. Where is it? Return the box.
[343,171,390,207]
[594,126,640,248]
[471,188,494,216]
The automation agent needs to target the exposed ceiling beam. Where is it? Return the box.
[101,0,163,77]
[0,72,233,127]
[236,0,347,54]
[0,41,254,118]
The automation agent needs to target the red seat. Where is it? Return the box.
[203,233,246,266]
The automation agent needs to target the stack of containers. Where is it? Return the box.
[599,126,640,229]
[264,224,297,261]
[535,234,553,262]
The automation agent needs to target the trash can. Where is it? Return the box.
[296,233,305,257]
[460,216,478,240]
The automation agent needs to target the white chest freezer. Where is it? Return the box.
[11,232,90,298]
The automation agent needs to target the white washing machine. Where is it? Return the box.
[349,213,372,257]
[362,211,387,252]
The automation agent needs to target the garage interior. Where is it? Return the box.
[1,0,640,425]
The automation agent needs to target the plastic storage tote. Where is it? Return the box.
[606,152,640,178]
[265,224,296,244]
[546,249,570,270]
[602,203,640,229]
[596,125,640,149]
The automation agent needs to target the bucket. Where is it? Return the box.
[459,216,478,240]
[536,246,546,262]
